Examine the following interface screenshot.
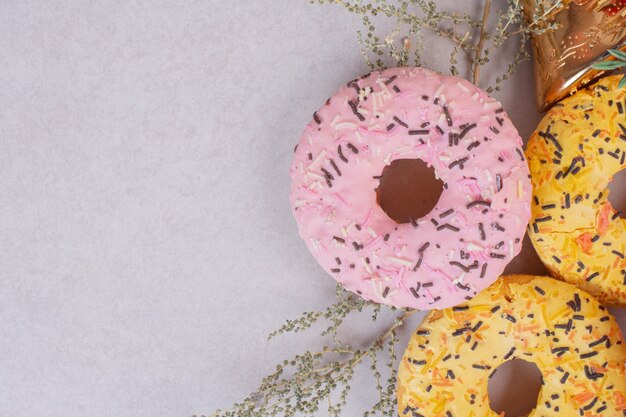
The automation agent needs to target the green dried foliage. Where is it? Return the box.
[313,0,564,90]
[207,2,564,416]
[210,286,413,417]
[591,49,626,89]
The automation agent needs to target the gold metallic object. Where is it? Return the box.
[522,0,626,111]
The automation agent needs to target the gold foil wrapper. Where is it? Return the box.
[522,0,626,111]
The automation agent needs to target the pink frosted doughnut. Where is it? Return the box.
[289,67,531,309]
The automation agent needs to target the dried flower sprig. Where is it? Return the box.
[207,2,564,416]
[315,0,564,92]
[209,286,416,417]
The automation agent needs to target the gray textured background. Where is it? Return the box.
[0,1,624,416]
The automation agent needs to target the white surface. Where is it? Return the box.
[0,2,623,417]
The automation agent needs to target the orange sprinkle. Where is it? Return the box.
[573,390,595,405]
[521,324,539,332]
[576,232,593,255]
[597,201,613,236]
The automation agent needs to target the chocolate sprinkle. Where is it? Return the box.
[337,145,348,163]
[393,116,408,128]
[329,159,341,176]
[442,105,453,126]
[580,351,598,359]
[346,143,359,154]
[320,167,334,181]
[348,100,365,121]
[503,347,516,360]
[467,141,481,151]
[480,263,487,278]
[384,75,397,85]
[437,224,460,232]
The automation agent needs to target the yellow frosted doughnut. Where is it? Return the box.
[397,275,626,417]
[526,75,626,307]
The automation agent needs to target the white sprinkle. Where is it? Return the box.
[466,242,484,252]
[480,115,490,122]
[517,180,524,197]
[372,93,381,110]
[341,226,348,237]
[307,171,326,181]
[367,226,377,238]
[485,101,500,109]
[453,272,466,285]
[394,145,411,154]
[434,84,446,100]
[481,188,493,201]
[331,115,341,127]
[509,240,514,259]
[310,238,320,251]
[310,149,327,167]
[362,257,373,274]
[335,122,357,130]
[376,78,391,95]
[371,279,384,300]
[457,81,470,93]
[386,256,414,267]
[308,181,321,191]
[472,92,480,100]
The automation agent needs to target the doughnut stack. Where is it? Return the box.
[290,68,626,416]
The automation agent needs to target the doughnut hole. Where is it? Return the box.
[375,158,443,224]
[488,358,542,417]
[608,169,626,219]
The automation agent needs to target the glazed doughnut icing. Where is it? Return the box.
[397,275,626,417]
[290,67,531,309]
[526,75,626,307]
